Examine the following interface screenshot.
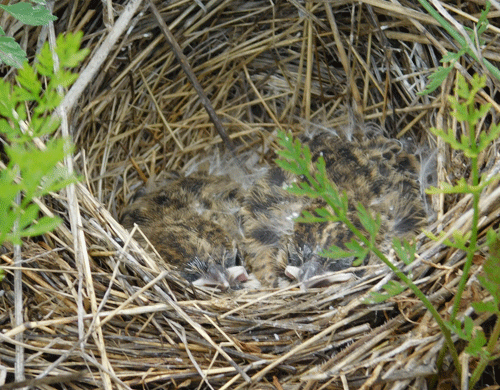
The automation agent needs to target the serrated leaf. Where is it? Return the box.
[478,123,500,153]
[451,230,469,251]
[392,237,416,265]
[419,65,453,95]
[441,51,461,63]
[465,330,487,357]
[321,244,354,260]
[35,42,54,77]
[0,35,27,68]
[50,69,79,90]
[18,203,41,231]
[364,291,391,304]
[20,216,62,237]
[463,316,474,337]
[345,239,369,263]
[428,126,464,151]
[16,62,42,100]
[382,280,406,295]
[55,31,89,68]
[456,73,470,99]
[445,318,468,340]
[477,276,500,302]
[425,179,469,195]
[364,281,406,304]
[0,26,5,35]
[297,210,328,223]
[32,116,61,137]
[471,301,499,314]
[356,202,381,239]
[0,3,57,26]
[314,207,332,219]
[0,79,15,116]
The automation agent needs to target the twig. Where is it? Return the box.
[59,0,145,114]
[147,0,236,153]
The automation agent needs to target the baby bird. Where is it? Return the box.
[120,173,249,290]
[242,130,427,289]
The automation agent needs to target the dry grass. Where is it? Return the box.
[1,0,500,388]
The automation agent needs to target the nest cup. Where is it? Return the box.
[1,1,500,389]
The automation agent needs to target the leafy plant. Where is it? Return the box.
[425,73,500,388]
[276,130,460,378]
[0,31,89,249]
[0,1,57,67]
[418,0,500,94]
[276,72,500,387]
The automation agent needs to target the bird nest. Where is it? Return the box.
[1,0,500,389]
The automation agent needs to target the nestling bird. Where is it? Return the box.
[121,127,430,291]
[241,129,428,289]
[120,173,249,290]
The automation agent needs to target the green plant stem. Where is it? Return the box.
[319,190,462,377]
[430,348,448,388]
[469,314,500,388]
[416,0,500,82]
[450,162,480,322]
[433,118,482,386]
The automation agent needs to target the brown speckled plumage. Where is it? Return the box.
[120,174,247,290]
[241,131,426,288]
[121,130,428,290]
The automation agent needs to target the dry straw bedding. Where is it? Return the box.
[1,0,500,389]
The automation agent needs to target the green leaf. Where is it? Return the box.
[364,291,389,304]
[356,203,381,239]
[20,215,62,237]
[425,178,471,195]
[476,2,490,37]
[0,26,5,35]
[31,116,61,137]
[477,276,500,304]
[465,329,487,357]
[53,68,80,87]
[35,42,54,77]
[445,318,468,340]
[392,237,416,265]
[478,122,500,153]
[464,316,474,337]
[55,31,89,68]
[423,229,471,251]
[441,51,461,63]
[0,3,57,26]
[484,230,500,285]
[428,126,465,152]
[18,203,41,231]
[321,244,354,260]
[382,280,406,295]
[419,65,454,95]
[16,61,42,100]
[0,35,27,68]
[471,301,499,315]
[344,239,369,265]
[0,80,15,117]
[41,167,78,194]
[363,280,406,304]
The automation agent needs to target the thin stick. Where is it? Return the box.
[148,0,235,153]
[59,0,145,114]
